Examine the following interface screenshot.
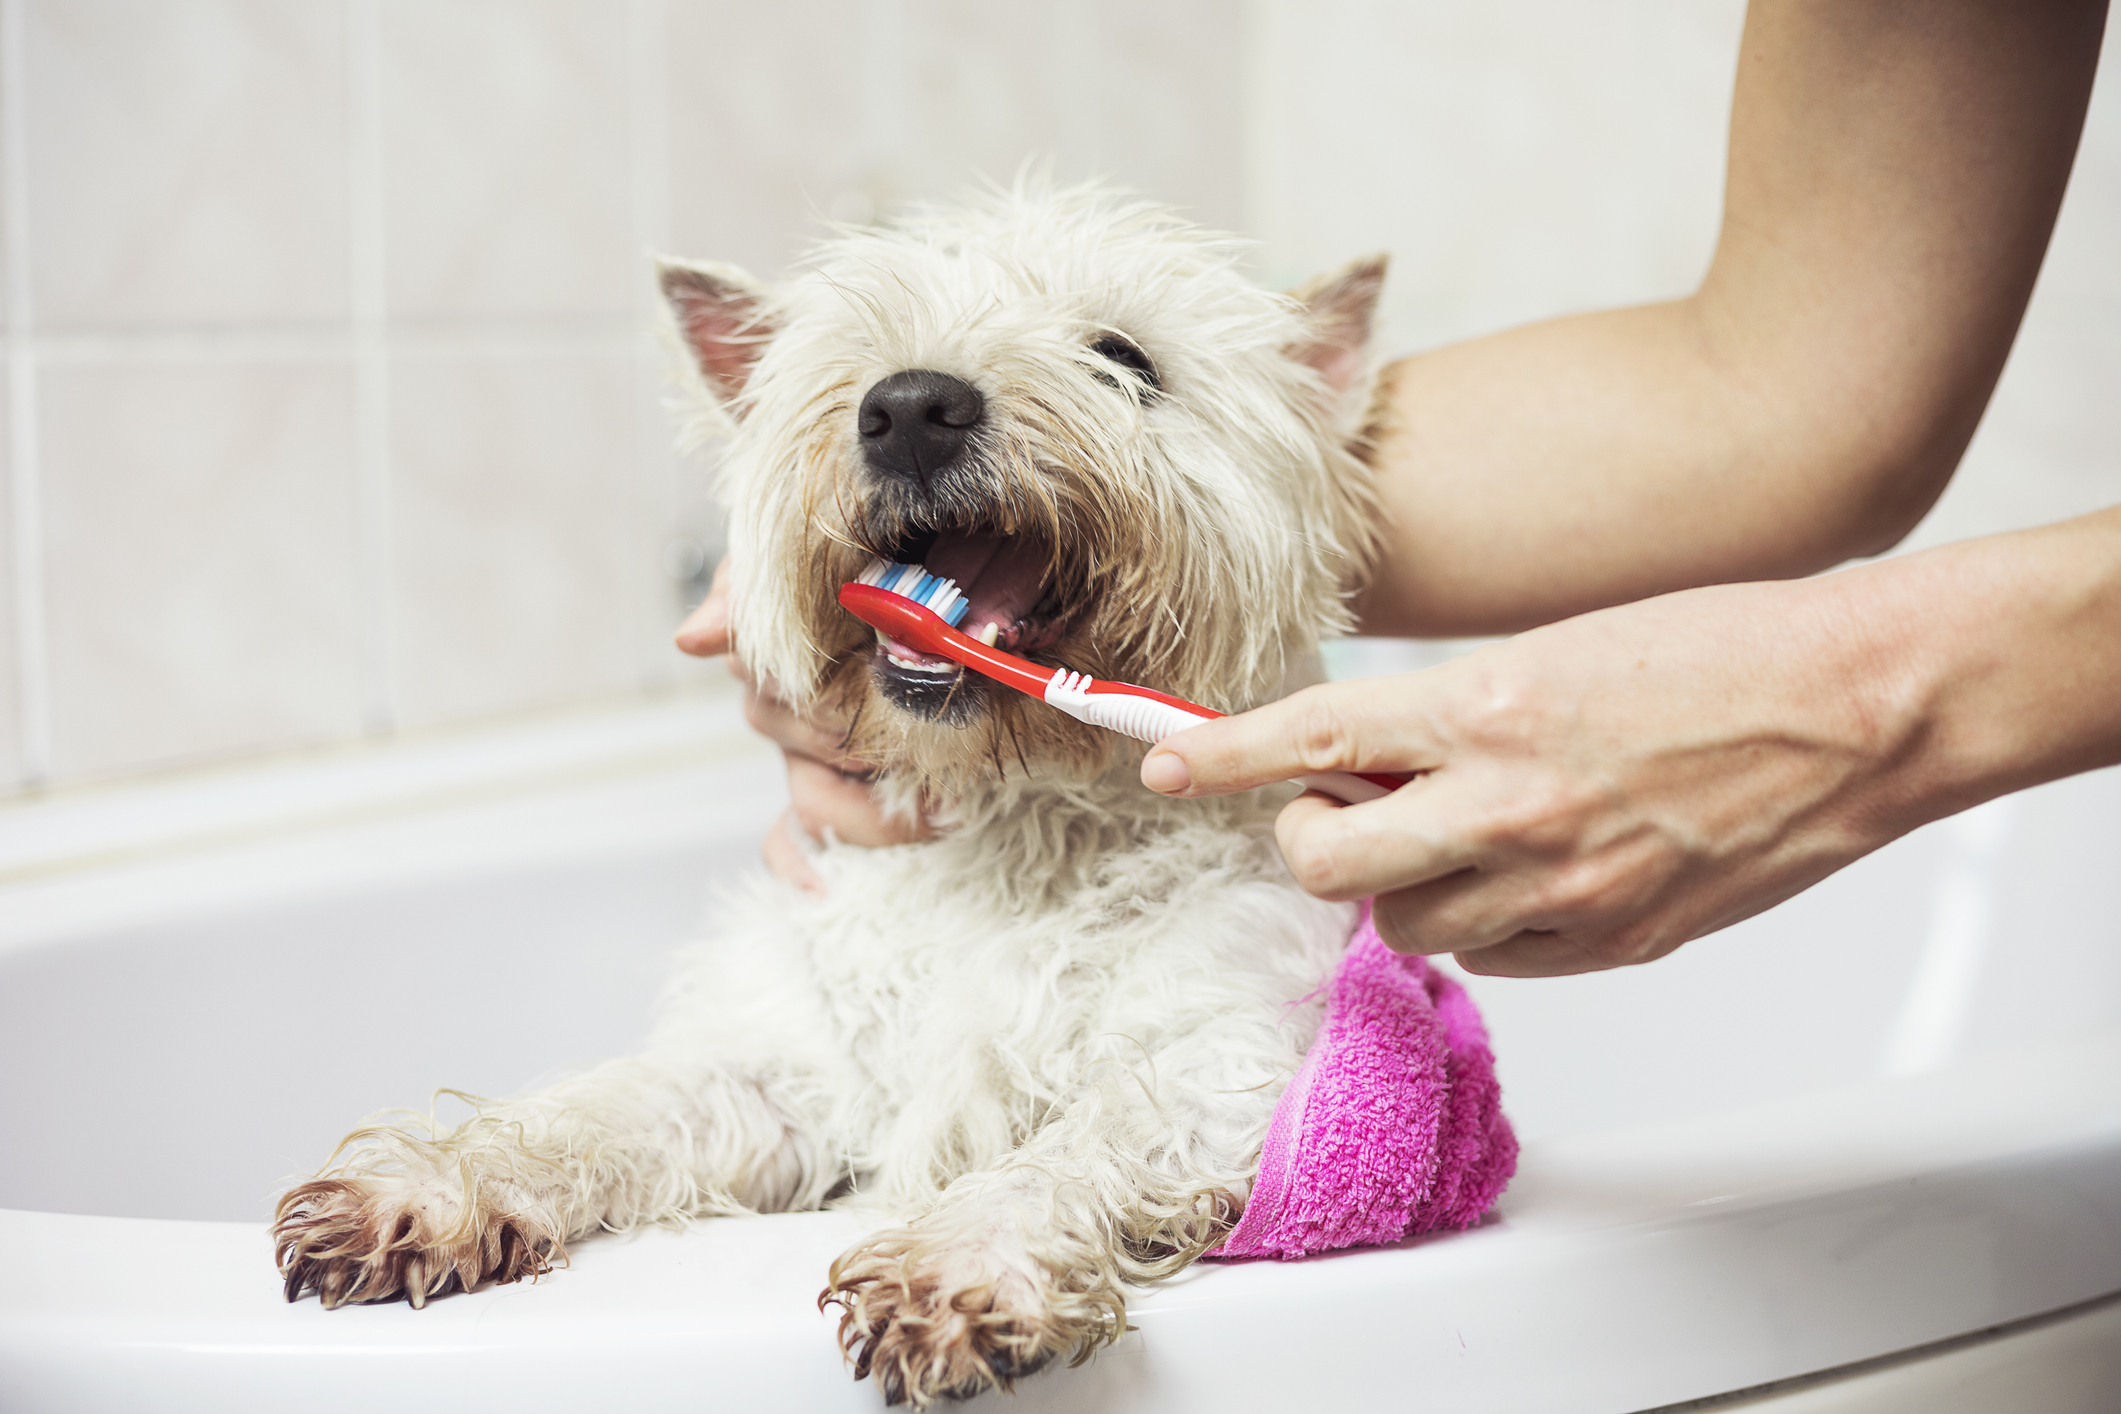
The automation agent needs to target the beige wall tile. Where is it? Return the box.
[664,0,865,279]
[895,0,1068,197]
[1085,0,1245,234]
[845,0,1241,231]
[663,0,1244,275]
[389,352,641,727]
[40,361,363,780]
[1246,0,1744,354]
[380,0,635,322]
[26,0,349,331]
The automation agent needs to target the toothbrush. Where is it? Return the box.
[841,562,1411,805]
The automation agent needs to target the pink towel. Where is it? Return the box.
[1211,906,1517,1261]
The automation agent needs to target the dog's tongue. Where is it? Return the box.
[922,531,1048,642]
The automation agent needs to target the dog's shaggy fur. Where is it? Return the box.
[275,181,1387,1408]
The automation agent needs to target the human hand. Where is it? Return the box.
[678,559,931,894]
[1139,576,1921,977]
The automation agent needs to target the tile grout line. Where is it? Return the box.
[0,0,49,786]
[348,0,396,736]
[628,0,676,689]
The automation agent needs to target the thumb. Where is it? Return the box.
[1141,677,1443,797]
[675,558,735,657]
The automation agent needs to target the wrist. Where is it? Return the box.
[1818,508,2121,837]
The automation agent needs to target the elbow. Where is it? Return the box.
[1758,349,2000,569]
[1828,399,1992,563]
[1693,258,2019,572]
[1837,473,1949,561]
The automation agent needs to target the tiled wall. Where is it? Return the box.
[0,0,1243,794]
[6,2,2117,796]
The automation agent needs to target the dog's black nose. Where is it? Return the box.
[857,369,984,486]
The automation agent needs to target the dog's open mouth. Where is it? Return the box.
[863,524,1074,719]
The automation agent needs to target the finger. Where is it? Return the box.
[1271,780,1483,902]
[1369,868,1549,957]
[743,683,864,771]
[785,755,933,849]
[675,558,735,657]
[1141,677,1445,798]
[1452,931,1607,979]
[761,809,825,896]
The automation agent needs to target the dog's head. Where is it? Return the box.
[664,182,1384,789]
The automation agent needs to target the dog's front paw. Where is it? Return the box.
[820,1229,1120,1407]
[273,1175,559,1308]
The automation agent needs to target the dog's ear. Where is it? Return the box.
[1286,255,1387,433]
[658,258,774,409]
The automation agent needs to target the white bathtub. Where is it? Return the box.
[3,689,2119,1413]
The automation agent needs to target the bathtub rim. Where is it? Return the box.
[5,1025,2119,1414]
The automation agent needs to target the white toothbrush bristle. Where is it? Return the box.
[860,556,973,628]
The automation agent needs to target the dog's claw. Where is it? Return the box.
[497,1225,526,1283]
[823,1230,1097,1409]
[271,1175,562,1310]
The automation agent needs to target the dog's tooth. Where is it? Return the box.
[976,622,1000,647]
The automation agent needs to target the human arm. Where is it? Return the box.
[1143,506,2121,975]
[1133,0,2116,974]
[1360,0,2107,637]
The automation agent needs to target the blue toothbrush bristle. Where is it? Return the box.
[867,558,972,629]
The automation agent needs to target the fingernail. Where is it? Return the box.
[1141,750,1191,795]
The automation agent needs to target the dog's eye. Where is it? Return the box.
[1089,334,1161,395]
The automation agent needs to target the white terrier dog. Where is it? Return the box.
[275,181,1387,1408]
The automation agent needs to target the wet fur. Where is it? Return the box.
[274,181,1385,1408]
